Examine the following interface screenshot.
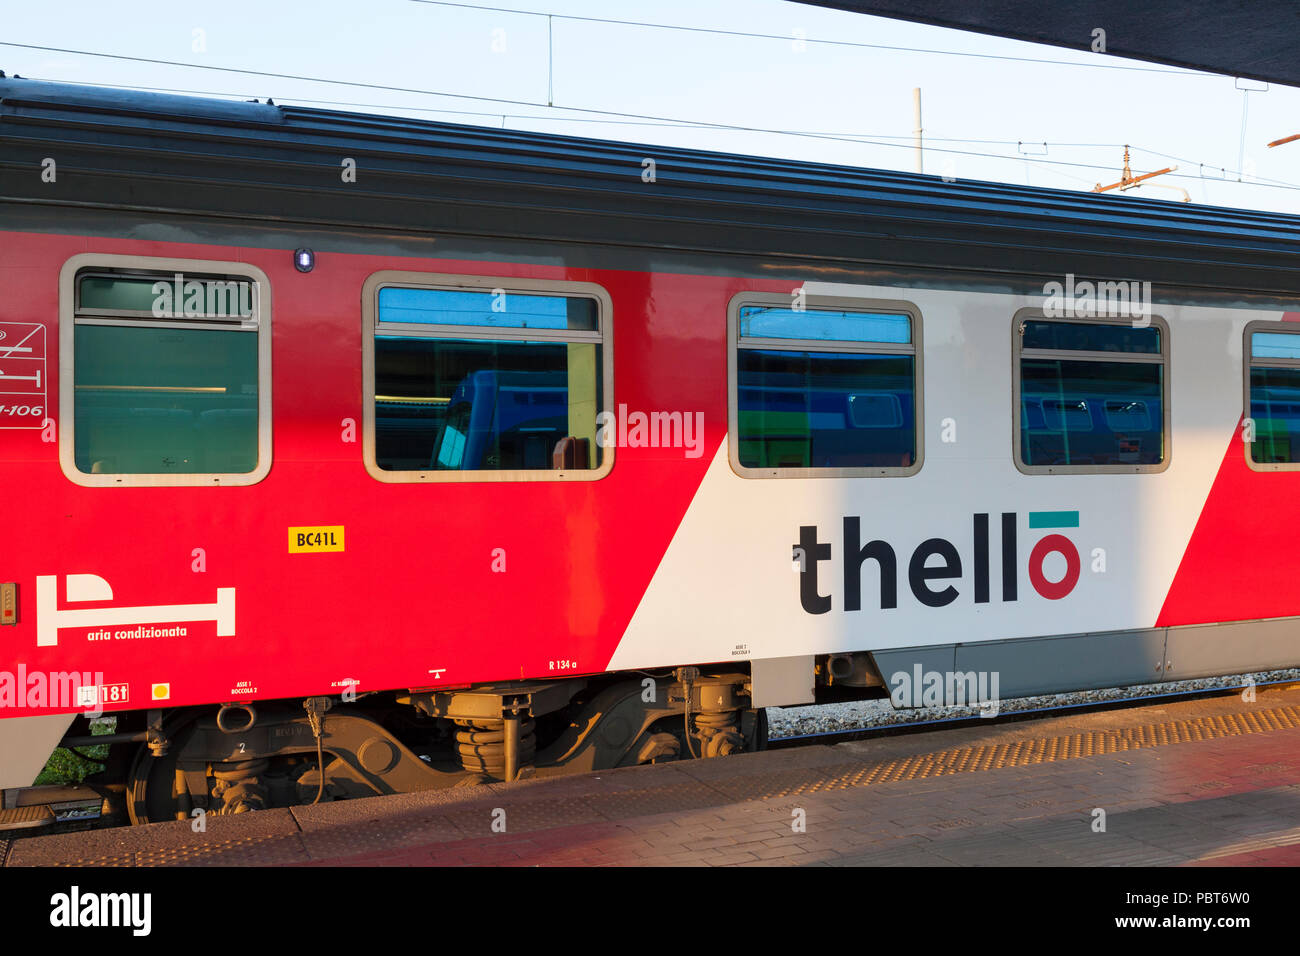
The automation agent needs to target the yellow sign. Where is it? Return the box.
[289,526,345,553]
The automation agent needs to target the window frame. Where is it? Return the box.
[1242,318,1300,473]
[726,290,924,479]
[361,270,615,483]
[1012,307,1171,476]
[58,252,273,488]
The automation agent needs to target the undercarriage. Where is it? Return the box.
[13,668,765,826]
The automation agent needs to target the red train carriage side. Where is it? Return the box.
[3,78,1300,825]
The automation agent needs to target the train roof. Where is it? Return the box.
[3,76,1300,296]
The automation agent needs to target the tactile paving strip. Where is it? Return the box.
[133,832,308,867]
[761,704,1300,797]
[40,832,308,868]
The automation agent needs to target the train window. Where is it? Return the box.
[362,272,614,483]
[1244,323,1300,469]
[58,254,272,487]
[1014,311,1169,474]
[727,292,922,478]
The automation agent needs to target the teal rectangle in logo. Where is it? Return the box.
[1029,510,1079,529]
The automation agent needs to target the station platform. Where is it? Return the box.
[6,684,1300,867]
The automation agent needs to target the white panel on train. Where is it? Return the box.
[610,285,1282,670]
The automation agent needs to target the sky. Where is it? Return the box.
[4,0,1300,214]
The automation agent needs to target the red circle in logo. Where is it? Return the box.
[1029,534,1081,600]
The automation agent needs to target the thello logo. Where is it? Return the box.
[792,510,1082,614]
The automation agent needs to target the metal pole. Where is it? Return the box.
[913,87,923,174]
[502,714,519,782]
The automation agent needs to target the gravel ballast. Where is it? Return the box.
[766,668,1300,738]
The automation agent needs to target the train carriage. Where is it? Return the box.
[2,77,1300,824]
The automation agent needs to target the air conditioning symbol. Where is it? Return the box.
[36,574,235,647]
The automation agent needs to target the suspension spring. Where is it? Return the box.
[453,718,536,778]
[692,711,745,758]
[210,758,270,813]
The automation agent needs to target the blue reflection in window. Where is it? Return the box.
[379,288,597,331]
[1104,400,1152,431]
[1022,321,1160,354]
[436,424,467,468]
[1040,398,1092,432]
[374,336,601,472]
[1251,332,1300,361]
[1020,358,1163,466]
[739,306,910,344]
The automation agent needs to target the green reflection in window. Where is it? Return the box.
[74,324,258,474]
[736,349,916,469]
[1250,365,1300,464]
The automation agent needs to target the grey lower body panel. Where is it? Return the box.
[751,656,816,708]
[0,714,75,790]
[1165,617,1300,680]
[872,616,1300,701]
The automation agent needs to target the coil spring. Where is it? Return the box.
[692,711,743,758]
[211,758,269,813]
[453,718,536,777]
[692,711,739,738]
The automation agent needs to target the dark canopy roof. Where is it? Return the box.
[789,0,1299,88]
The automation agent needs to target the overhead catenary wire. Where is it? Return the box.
[0,44,1152,169]
[0,0,1280,202]
[404,0,1215,77]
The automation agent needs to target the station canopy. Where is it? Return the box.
[789,0,1300,88]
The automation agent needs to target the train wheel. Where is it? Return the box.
[125,713,197,825]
